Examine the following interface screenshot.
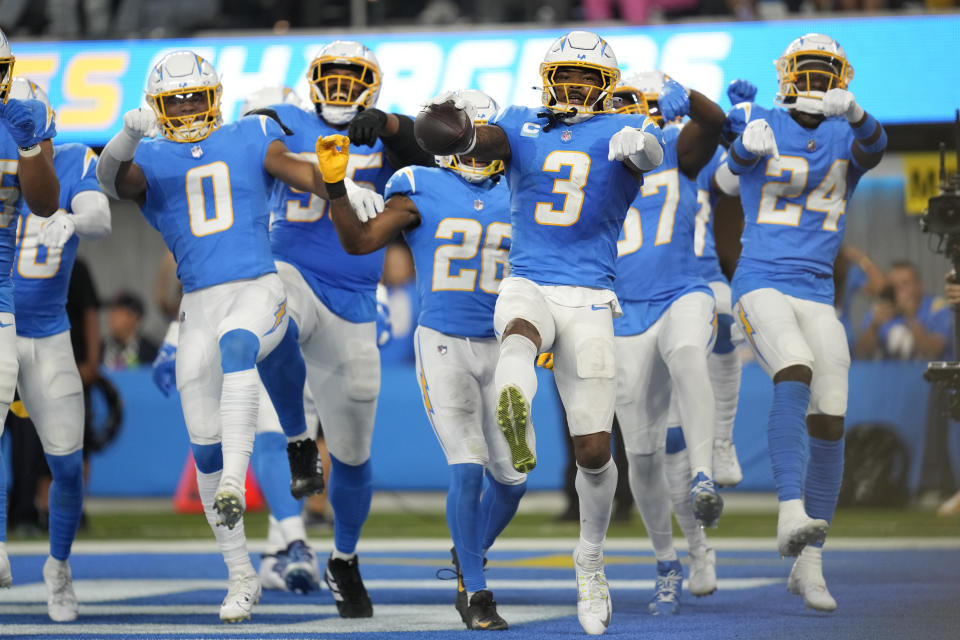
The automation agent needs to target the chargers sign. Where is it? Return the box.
[9,15,958,146]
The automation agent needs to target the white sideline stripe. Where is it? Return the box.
[0,577,783,604]
[0,604,571,634]
[5,537,960,554]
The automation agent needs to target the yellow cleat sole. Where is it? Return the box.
[496,385,536,474]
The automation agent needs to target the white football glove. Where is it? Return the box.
[345,177,384,224]
[422,90,478,123]
[741,119,780,160]
[821,88,864,123]
[608,126,646,162]
[36,210,76,249]
[122,107,159,139]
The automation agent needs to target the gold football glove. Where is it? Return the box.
[315,134,350,183]
[536,352,554,370]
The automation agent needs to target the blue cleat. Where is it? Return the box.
[283,540,321,594]
[259,552,288,591]
[649,560,682,616]
[690,472,723,527]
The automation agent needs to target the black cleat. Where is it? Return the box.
[325,555,373,618]
[462,590,508,631]
[450,547,489,624]
[287,439,325,499]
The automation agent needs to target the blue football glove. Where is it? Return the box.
[658,77,690,122]
[0,98,53,149]
[726,78,757,106]
[376,284,392,348]
[152,342,177,397]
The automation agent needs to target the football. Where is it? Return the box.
[414,101,475,156]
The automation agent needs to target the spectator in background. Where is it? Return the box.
[378,242,418,365]
[834,245,887,352]
[854,261,951,361]
[102,292,158,370]
[582,0,701,23]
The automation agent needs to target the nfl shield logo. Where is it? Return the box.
[191,145,204,158]
[438,345,448,355]
[560,129,573,143]
[807,139,817,152]
[474,199,484,211]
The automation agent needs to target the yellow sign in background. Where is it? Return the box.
[904,152,958,215]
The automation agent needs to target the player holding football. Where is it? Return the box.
[263,40,429,617]
[417,31,665,635]
[97,51,377,622]
[318,90,526,630]
[610,70,725,614]
[726,34,886,611]
[0,26,62,598]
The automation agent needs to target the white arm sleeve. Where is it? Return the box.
[626,131,664,172]
[69,190,112,240]
[96,128,142,199]
[714,161,740,197]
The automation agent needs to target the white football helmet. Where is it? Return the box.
[146,51,222,143]
[615,71,666,125]
[239,85,303,117]
[436,89,504,184]
[775,33,853,115]
[0,28,14,104]
[540,30,620,121]
[8,78,55,131]
[307,41,381,126]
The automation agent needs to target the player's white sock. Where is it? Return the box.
[266,516,285,555]
[708,350,741,443]
[220,369,259,491]
[277,515,308,547]
[664,448,709,552]
[666,346,715,479]
[494,334,539,403]
[576,458,617,548]
[626,450,677,562]
[197,469,254,578]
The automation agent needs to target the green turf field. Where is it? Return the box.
[8,507,957,541]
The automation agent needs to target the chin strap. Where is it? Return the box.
[537,107,578,132]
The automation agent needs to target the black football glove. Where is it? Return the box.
[348,108,388,146]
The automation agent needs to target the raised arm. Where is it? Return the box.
[0,98,59,216]
[97,108,157,206]
[348,109,435,168]
[414,93,512,163]
[674,87,725,180]
[316,135,419,255]
[263,139,331,198]
[821,89,887,171]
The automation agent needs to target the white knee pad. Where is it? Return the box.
[810,373,847,416]
[343,340,380,402]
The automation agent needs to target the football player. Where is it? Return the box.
[726,33,886,611]
[318,90,525,630]
[97,51,378,622]
[262,40,428,618]
[1,79,105,621]
[610,71,725,614]
[0,26,62,596]
[417,31,665,635]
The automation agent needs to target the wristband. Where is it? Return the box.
[18,144,41,158]
[326,180,347,200]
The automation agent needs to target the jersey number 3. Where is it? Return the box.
[535,151,591,226]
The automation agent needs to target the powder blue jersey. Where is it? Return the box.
[0,107,58,314]
[694,146,727,284]
[14,143,99,337]
[268,103,397,323]
[490,106,662,291]
[386,165,511,339]
[729,104,866,305]
[614,126,710,336]
[134,116,281,293]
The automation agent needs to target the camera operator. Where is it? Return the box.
[854,261,951,361]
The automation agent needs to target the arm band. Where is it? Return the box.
[325,180,347,200]
[729,136,759,174]
[852,112,887,154]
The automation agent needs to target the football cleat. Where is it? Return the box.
[43,556,78,622]
[573,546,612,635]
[496,384,536,473]
[448,546,489,622]
[287,438,326,498]
[777,501,828,558]
[649,560,682,616]
[688,547,717,597]
[690,472,724,527]
[219,571,261,623]
[461,590,509,630]
[283,540,320,594]
[0,546,11,588]
[258,553,288,591]
[213,485,245,530]
[712,439,743,488]
[787,546,837,612]
[325,555,373,618]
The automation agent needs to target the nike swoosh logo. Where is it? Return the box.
[590,304,607,311]
[475,620,492,629]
